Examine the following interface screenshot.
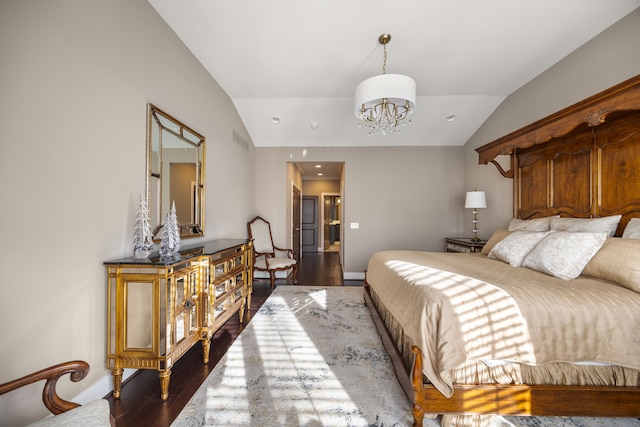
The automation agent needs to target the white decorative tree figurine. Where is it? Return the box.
[159,201,181,260]
[133,194,154,259]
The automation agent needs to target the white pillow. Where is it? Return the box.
[488,230,551,267]
[549,215,621,237]
[521,231,607,280]
[508,216,557,232]
[622,218,640,239]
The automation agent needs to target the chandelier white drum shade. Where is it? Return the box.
[355,74,416,133]
[355,34,416,135]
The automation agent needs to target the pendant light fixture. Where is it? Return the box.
[355,34,416,135]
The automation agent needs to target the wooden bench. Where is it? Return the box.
[0,360,114,426]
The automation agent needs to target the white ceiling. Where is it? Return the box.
[148,0,639,150]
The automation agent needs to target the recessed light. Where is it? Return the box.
[310,122,319,130]
[317,173,323,176]
[315,164,322,168]
[271,116,281,124]
[445,114,457,122]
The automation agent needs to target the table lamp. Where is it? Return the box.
[465,191,487,242]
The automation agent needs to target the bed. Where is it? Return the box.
[364,74,640,427]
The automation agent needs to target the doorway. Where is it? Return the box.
[289,161,345,267]
[321,193,341,252]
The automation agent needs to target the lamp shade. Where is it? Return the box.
[465,191,487,209]
[354,73,416,115]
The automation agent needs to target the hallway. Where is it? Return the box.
[269,250,362,287]
[272,251,345,287]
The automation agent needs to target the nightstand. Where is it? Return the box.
[445,237,487,253]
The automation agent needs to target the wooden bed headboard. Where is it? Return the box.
[476,74,640,236]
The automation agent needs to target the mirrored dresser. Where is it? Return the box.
[105,238,253,400]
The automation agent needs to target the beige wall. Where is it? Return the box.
[0,1,254,425]
[463,8,640,237]
[255,146,466,276]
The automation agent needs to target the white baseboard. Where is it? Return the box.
[343,271,365,280]
[73,368,137,404]
[256,270,364,281]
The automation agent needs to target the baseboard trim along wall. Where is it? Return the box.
[343,271,365,281]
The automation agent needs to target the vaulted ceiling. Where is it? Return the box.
[149,0,639,149]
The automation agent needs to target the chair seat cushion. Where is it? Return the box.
[27,399,112,427]
[255,257,296,270]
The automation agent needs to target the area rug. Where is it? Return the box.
[171,286,640,427]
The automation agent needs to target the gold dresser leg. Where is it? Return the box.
[159,370,171,401]
[111,368,123,399]
[239,298,246,323]
[202,338,211,364]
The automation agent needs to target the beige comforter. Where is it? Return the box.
[366,250,640,398]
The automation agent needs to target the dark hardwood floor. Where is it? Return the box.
[106,251,362,427]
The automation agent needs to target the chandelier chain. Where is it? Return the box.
[382,44,387,75]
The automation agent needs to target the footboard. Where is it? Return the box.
[410,346,640,425]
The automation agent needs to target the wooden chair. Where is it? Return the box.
[248,215,298,289]
[0,360,115,426]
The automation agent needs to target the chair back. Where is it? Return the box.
[248,216,275,255]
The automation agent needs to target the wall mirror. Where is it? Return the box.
[147,103,206,240]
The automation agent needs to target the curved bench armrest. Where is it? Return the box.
[0,360,89,415]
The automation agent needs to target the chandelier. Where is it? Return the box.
[355,34,416,135]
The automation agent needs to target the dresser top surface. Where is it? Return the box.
[104,238,250,266]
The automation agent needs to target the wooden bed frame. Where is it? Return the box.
[365,74,640,426]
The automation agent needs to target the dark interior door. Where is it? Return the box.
[302,196,318,253]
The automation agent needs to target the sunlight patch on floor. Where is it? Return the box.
[201,292,367,425]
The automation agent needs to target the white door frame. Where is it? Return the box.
[319,192,341,252]
[291,182,302,260]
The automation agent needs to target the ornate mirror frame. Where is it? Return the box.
[147,103,206,240]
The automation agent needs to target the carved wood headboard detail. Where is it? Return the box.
[476,74,640,236]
